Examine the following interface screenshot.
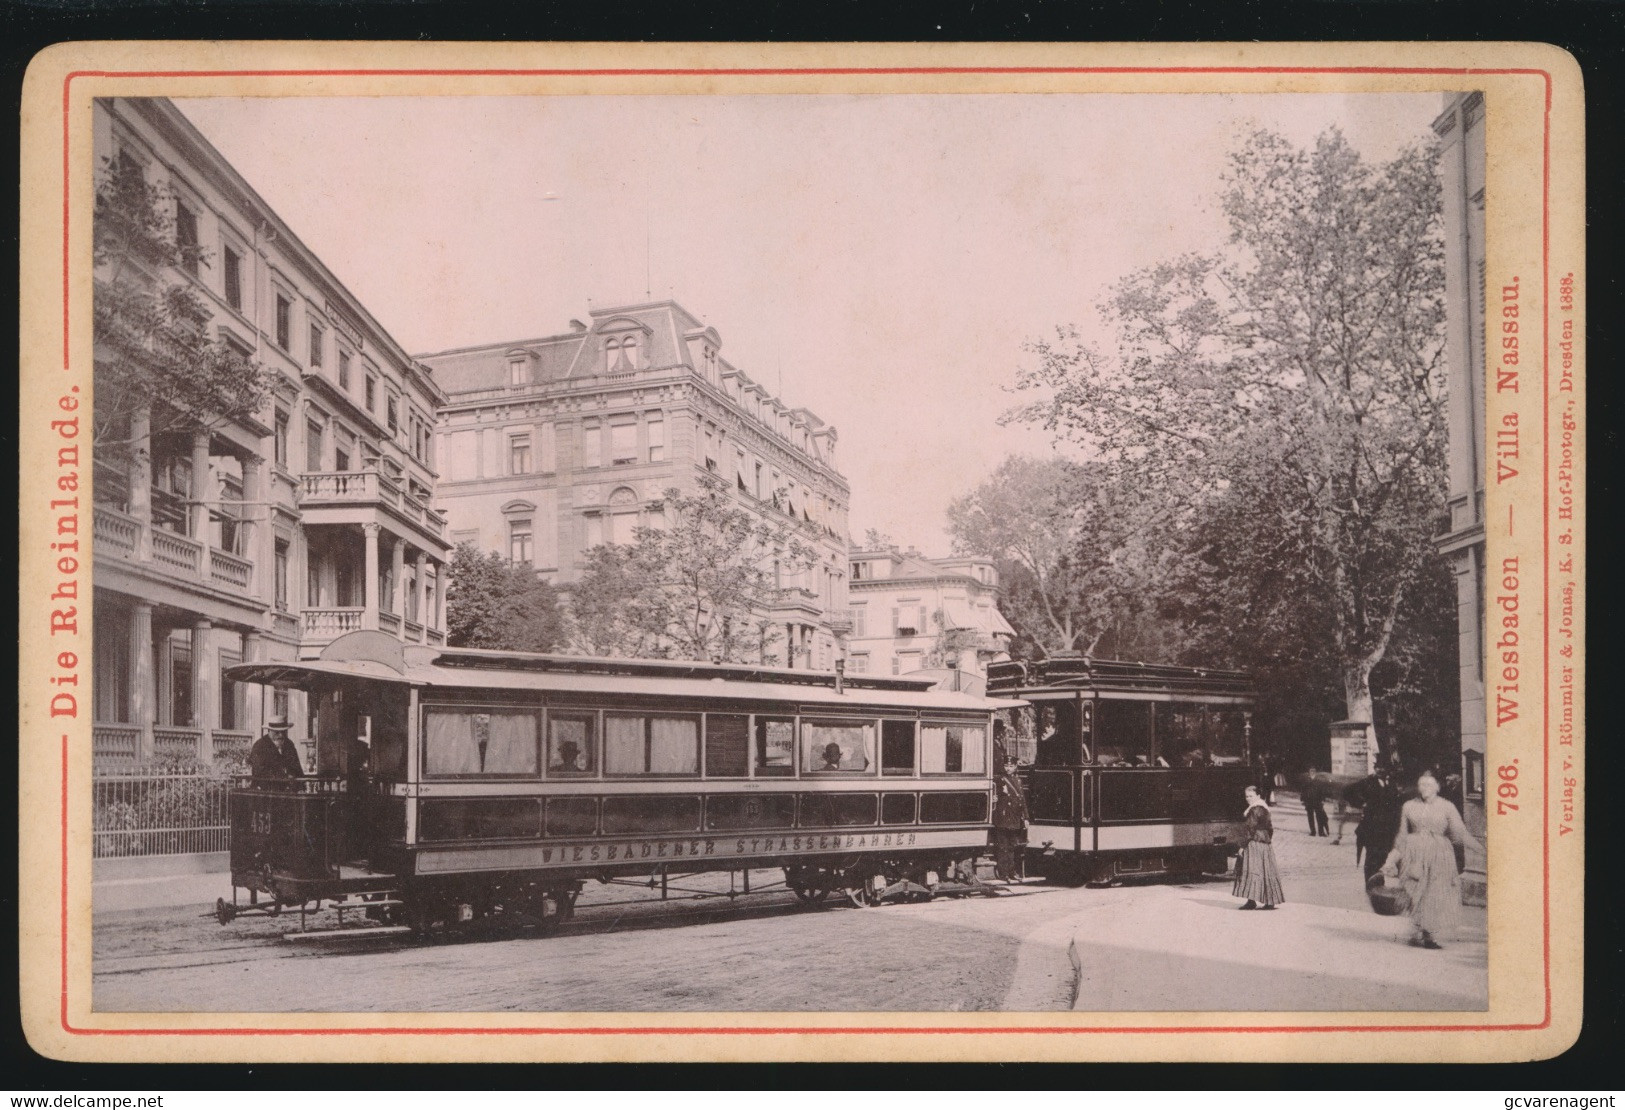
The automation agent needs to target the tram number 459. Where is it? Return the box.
[1496,762,1520,815]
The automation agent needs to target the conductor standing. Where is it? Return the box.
[991,755,1029,881]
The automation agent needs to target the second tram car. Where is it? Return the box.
[985,657,1259,885]
[220,631,1020,934]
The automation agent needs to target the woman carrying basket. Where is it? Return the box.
[1379,770,1476,948]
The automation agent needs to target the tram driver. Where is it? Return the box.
[819,742,845,771]
[249,717,305,782]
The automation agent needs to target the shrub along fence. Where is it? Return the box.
[92,759,243,859]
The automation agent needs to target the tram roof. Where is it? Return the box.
[225,632,1022,712]
[985,656,1256,701]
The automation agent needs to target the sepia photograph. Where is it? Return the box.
[18,42,1583,1063]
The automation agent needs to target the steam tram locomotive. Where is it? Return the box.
[219,631,1020,936]
[984,657,1259,885]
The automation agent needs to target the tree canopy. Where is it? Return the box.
[568,477,818,664]
[1002,128,1452,761]
[445,542,567,653]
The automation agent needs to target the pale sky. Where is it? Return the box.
[175,93,1441,552]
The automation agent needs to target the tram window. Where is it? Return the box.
[1208,709,1249,764]
[548,713,596,775]
[1036,700,1087,766]
[1095,701,1152,767]
[802,720,875,773]
[881,719,916,775]
[605,713,700,775]
[704,714,750,777]
[423,707,539,776]
[921,724,987,774]
[754,717,795,776]
[1163,703,1208,767]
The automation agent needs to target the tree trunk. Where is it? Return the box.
[1342,662,1382,761]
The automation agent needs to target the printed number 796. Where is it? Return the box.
[1496,763,1519,815]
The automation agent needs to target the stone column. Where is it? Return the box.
[131,600,155,761]
[415,550,428,639]
[189,431,212,541]
[243,630,264,738]
[241,455,263,596]
[390,534,405,630]
[434,558,447,635]
[130,408,153,560]
[193,618,216,763]
[362,523,380,631]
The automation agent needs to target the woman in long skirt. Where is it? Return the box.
[1233,785,1285,910]
[1380,770,1475,948]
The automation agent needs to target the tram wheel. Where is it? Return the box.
[791,880,831,904]
[215,897,235,925]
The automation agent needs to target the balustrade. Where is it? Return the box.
[93,506,140,558]
[149,528,203,574]
[93,724,141,765]
[302,607,365,637]
[208,547,253,589]
[377,610,402,634]
[152,726,203,762]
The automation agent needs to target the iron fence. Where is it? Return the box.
[92,763,241,858]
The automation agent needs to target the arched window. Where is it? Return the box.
[608,486,640,545]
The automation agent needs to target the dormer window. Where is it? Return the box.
[606,336,638,374]
[509,357,528,386]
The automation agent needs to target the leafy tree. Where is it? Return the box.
[445,542,567,652]
[1007,128,1449,757]
[93,155,273,465]
[568,476,817,663]
[945,454,1191,660]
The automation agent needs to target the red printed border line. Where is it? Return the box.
[56,63,1554,1040]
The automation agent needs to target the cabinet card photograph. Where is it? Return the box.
[18,40,1584,1063]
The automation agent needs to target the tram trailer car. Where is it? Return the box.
[221,631,1023,933]
[985,657,1260,886]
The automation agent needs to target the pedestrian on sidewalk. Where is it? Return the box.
[1379,771,1477,949]
[990,755,1029,881]
[1233,785,1285,910]
[1350,766,1404,883]
[1301,770,1330,836]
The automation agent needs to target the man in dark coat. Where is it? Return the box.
[1351,767,1403,881]
[990,755,1029,881]
[248,717,302,781]
[1301,771,1330,836]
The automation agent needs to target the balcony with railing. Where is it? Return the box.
[303,607,365,638]
[95,504,258,596]
[300,468,447,539]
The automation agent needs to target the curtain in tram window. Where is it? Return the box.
[954,726,987,774]
[650,717,699,774]
[604,714,646,775]
[424,709,481,775]
[920,726,949,774]
[482,710,539,775]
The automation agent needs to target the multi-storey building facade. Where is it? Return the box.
[91,97,451,767]
[843,546,1015,680]
[421,301,852,669]
[1432,91,1489,902]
